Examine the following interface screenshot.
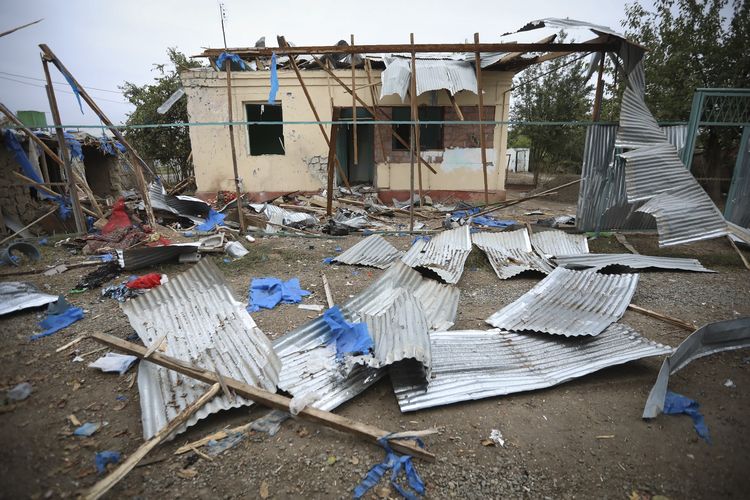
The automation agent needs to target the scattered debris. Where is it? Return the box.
[247,277,311,312]
[94,451,121,474]
[0,241,41,266]
[662,391,711,443]
[88,353,138,375]
[31,297,85,341]
[482,429,505,447]
[224,241,249,259]
[0,282,57,316]
[74,422,102,437]
[724,379,736,388]
[7,382,32,402]
[298,304,325,312]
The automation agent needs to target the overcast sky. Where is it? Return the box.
[1,0,641,127]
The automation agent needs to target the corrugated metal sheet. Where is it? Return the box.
[116,244,201,271]
[393,323,672,412]
[486,267,639,337]
[273,261,459,411]
[401,224,472,284]
[333,234,403,269]
[530,229,589,258]
[380,57,477,102]
[643,317,750,419]
[0,282,58,316]
[553,253,713,273]
[471,229,554,279]
[249,203,317,233]
[724,129,750,228]
[615,61,729,246]
[121,259,281,440]
[149,181,210,222]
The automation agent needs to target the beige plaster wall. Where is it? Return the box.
[182,67,513,195]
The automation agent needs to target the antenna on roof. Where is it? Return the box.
[218,2,228,49]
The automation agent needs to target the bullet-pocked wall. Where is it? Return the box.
[181,67,513,202]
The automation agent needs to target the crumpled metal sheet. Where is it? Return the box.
[394,323,672,412]
[401,225,472,284]
[471,229,554,279]
[530,229,589,259]
[273,261,459,411]
[116,243,201,271]
[249,203,317,233]
[148,181,210,223]
[333,235,402,269]
[0,282,58,316]
[553,253,713,273]
[643,317,750,419]
[616,62,729,246]
[121,259,281,440]
[486,267,639,337]
[380,57,477,102]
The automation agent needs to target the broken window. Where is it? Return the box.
[391,106,444,151]
[246,103,285,155]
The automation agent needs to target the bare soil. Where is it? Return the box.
[1,208,749,499]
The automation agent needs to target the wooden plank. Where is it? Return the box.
[351,34,358,166]
[474,33,489,205]
[627,304,695,332]
[41,60,86,234]
[0,206,58,246]
[410,33,423,206]
[224,60,247,234]
[198,41,621,58]
[278,36,351,190]
[498,34,557,64]
[0,18,43,38]
[84,384,221,500]
[325,108,341,215]
[364,59,389,167]
[321,271,334,307]
[592,52,605,121]
[90,332,435,462]
[310,55,438,175]
[39,44,156,227]
[447,91,464,121]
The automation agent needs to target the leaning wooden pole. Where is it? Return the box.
[84,384,222,500]
[90,332,435,462]
[224,59,247,233]
[474,33,489,205]
[409,123,415,232]
[364,59,389,167]
[592,51,606,122]
[325,108,341,215]
[41,59,86,234]
[409,33,423,206]
[351,34,358,167]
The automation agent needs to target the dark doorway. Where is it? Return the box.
[83,147,113,196]
[336,108,374,184]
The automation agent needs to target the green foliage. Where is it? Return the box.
[619,0,749,121]
[509,33,594,175]
[508,134,532,149]
[121,48,203,182]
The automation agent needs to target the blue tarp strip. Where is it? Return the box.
[663,391,711,443]
[354,435,426,500]
[247,277,311,312]
[268,52,279,104]
[322,306,373,359]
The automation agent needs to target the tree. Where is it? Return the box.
[121,48,203,183]
[509,33,594,180]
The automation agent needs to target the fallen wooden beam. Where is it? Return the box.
[84,384,221,500]
[627,304,694,332]
[90,332,435,462]
[321,271,334,308]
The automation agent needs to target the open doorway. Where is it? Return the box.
[336,108,374,185]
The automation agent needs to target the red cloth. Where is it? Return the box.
[126,273,162,289]
[102,198,131,234]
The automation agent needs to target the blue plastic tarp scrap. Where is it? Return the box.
[95,451,121,474]
[663,391,711,443]
[322,306,373,359]
[354,435,426,500]
[215,51,247,71]
[63,73,84,114]
[247,277,311,312]
[63,132,84,160]
[195,208,226,231]
[268,52,279,104]
[472,216,515,228]
[30,296,84,341]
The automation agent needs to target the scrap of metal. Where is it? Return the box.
[0,281,58,316]
[394,324,672,412]
[530,229,590,258]
[121,259,281,439]
[486,267,639,337]
[148,181,211,224]
[553,253,713,273]
[642,317,750,419]
[333,234,403,269]
[401,224,472,284]
[273,261,459,411]
[471,229,554,279]
[116,244,201,271]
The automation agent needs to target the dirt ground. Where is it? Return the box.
[1,197,749,499]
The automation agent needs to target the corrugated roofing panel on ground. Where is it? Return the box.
[0,282,58,316]
[121,259,281,440]
[333,234,403,269]
[401,225,472,284]
[472,229,554,279]
[553,253,713,273]
[394,323,672,412]
[486,267,639,337]
[273,261,459,411]
[530,229,590,258]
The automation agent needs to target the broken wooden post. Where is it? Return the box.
[410,33,423,206]
[364,59,390,167]
[41,59,86,234]
[38,44,156,227]
[351,34,358,167]
[447,91,464,121]
[321,270,334,307]
[474,33,489,205]
[592,51,606,121]
[627,304,695,332]
[90,332,435,462]
[409,124,415,232]
[84,384,221,500]
[326,108,341,215]
[224,59,247,234]
[277,36,351,190]
[310,55,438,175]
